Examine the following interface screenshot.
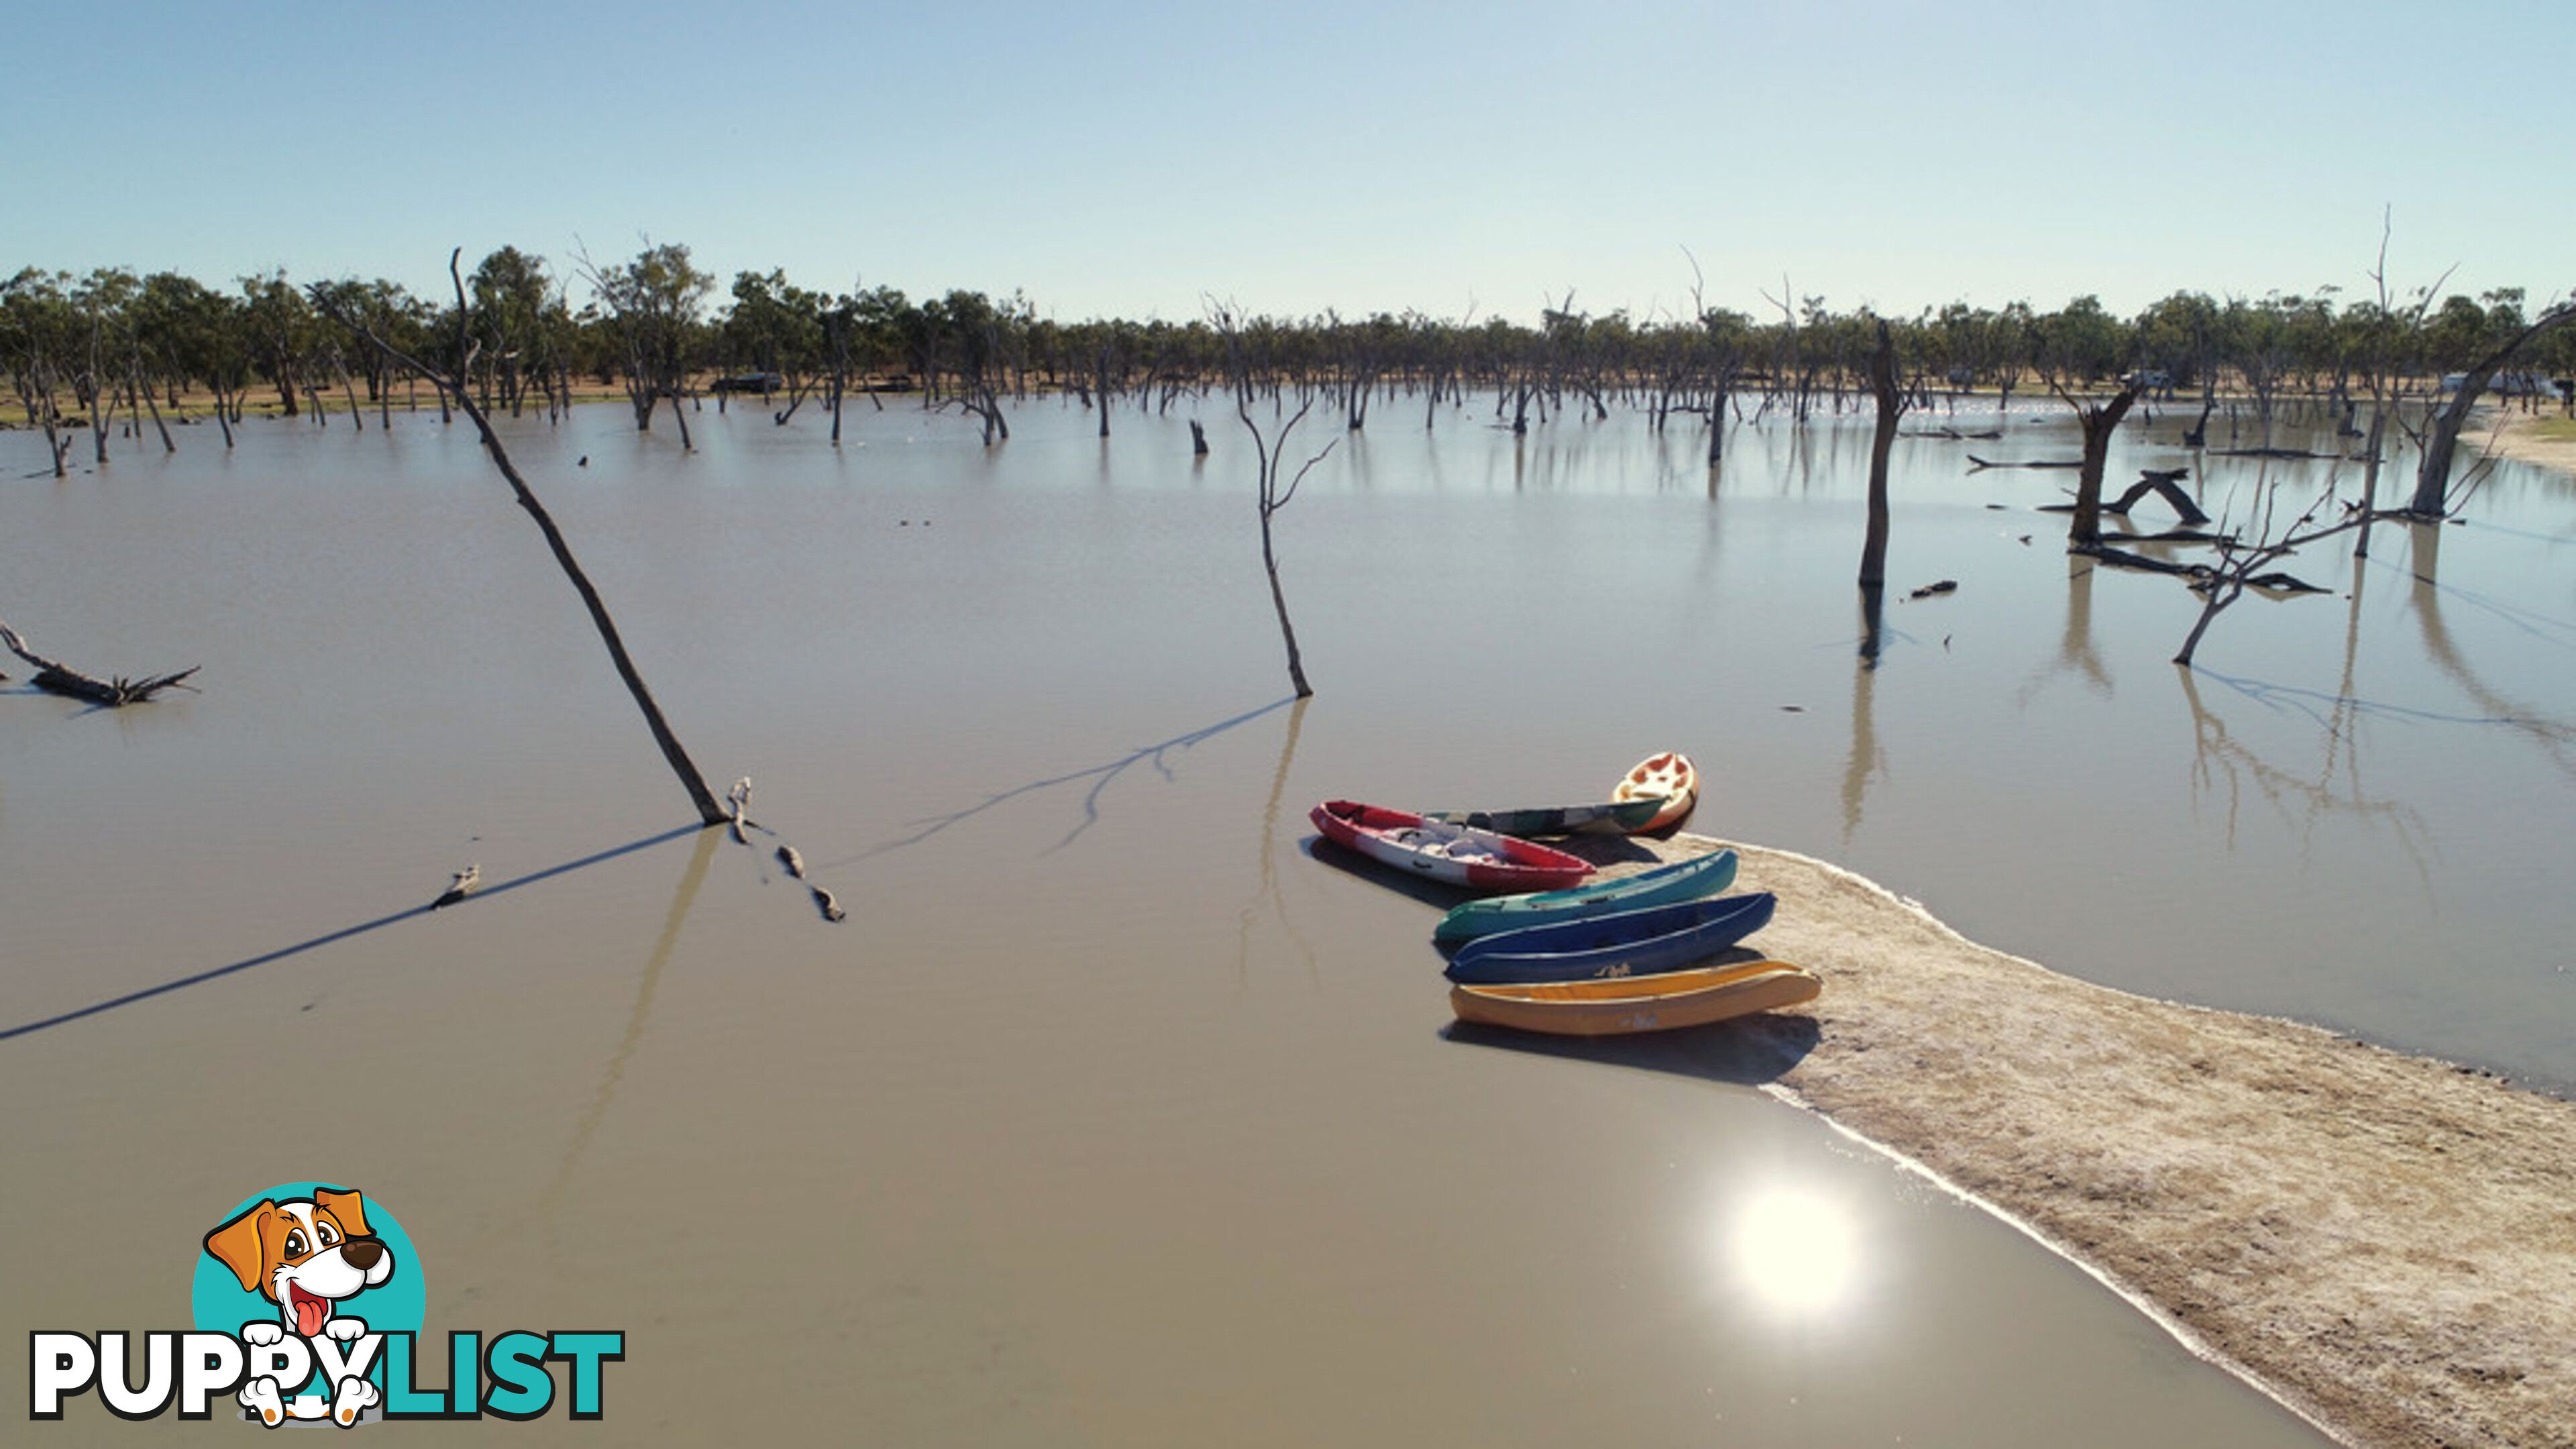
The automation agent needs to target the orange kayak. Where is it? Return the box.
[1449,960,1819,1036]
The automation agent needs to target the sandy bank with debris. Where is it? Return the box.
[1639,835,2575,1449]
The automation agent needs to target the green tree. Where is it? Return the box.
[0,268,78,474]
[239,270,316,417]
[470,247,553,417]
[581,239,714,444]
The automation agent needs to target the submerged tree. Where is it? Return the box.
[1216,305,1334,698]
[1858,318,1907,588]
[2031,303,2143,550]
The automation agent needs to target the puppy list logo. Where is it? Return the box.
[28,1182,622,1426]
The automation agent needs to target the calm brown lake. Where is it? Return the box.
[9,388,2567,1442]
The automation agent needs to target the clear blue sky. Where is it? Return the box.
[5,0,2567,326]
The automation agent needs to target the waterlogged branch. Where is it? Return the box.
[312,253,730,828]
[0,614,198,706]
[2171,480,2371,667]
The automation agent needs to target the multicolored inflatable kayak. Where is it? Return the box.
[1309,800,1595,892]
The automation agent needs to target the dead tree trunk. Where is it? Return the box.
[316,254,730,827]
[131,358,175,453]
[1240,397,1332,699]
[1859,322,1905,589]
[2182,389,2215,447]
[2064,384,2142,549]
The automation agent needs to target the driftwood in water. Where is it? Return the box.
[0,616,199,706]
[2089,546,2209,582]
[2088,545,2327,597]
[1967,453,2082,470]
[2103,470,2211,525]
[1903,425,2003,440]
[2212,446,2354,461]
[2101,527,2221,545]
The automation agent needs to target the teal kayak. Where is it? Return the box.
[1444,892,1777,985]
[1419,798,1665,837]
[1432,848,1737,944]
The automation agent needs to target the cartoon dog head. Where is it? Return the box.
[203,1187,395,1338]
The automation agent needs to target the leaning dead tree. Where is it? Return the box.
[315,253,730,827]
[0,614,197,705]
[2405,297,2576,517]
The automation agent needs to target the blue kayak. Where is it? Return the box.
[1432,849,1738,944]
[1442,892,1777,985]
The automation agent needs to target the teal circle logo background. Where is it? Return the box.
[191,1183,427,1356]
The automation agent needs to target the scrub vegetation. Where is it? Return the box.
[5,242,2571,678]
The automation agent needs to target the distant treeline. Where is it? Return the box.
[7,242,2571,454]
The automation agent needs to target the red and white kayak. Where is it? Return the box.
[1309,800,1595,892]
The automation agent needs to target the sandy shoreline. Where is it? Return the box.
[1593,834,2575,1449]
[2465,405,2576,478]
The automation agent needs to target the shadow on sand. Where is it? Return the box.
[0,822,708,1044]
[1440,1006,1821,1088]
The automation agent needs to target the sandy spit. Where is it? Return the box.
[1621,834,2575,1449]
[2465,405,2576,478]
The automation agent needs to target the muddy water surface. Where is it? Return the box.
[12,392,2566,1442]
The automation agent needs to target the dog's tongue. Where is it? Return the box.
[292,1291,328,1338]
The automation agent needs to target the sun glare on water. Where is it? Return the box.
[1729,1187,1864,1319]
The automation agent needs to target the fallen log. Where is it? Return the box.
[1967,453,2083,470]
[2101,527,2221,545]
[2103,470,2211,525]
[1903,426,2004,440]
[2084,546,2327,596]
[2211,446,2365,462]
[2084,545,2209,580]
[0,615,199,706]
